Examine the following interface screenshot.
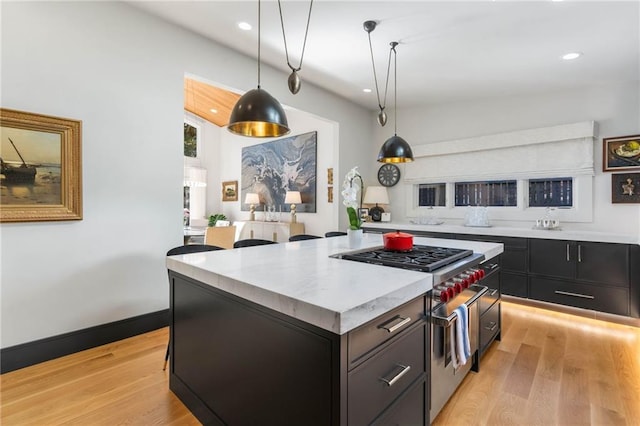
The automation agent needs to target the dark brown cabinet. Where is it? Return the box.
[529,239,631,316]
[457,234,528,298]
[364,226,638,319]
[530,239,629,286]
[478,258,501,357]
[169,272,429,426]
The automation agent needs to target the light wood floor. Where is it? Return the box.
[1,301,638,425]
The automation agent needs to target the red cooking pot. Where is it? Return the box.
[383,231,414,251]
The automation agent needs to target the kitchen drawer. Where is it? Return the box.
[530,277,630,316]
[479,301,500,354]
[371,377,427,426]
[502,272,528,298]
[479,272,500,314]
[348,295,425,366]
[348,323,426,426]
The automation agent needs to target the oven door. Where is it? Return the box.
[429,284,486,421]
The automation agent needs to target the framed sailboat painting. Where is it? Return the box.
[0,108,82,222]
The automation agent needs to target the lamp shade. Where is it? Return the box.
[363,186,389,205]
[244,192,260,205]
[284,191,302,204]
[227,88,290,138]
[377,135,414,163]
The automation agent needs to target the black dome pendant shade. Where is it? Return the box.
[364,21,413,163]
[378,134,414,163]
[228,88,289,137]
[377,39,413,163]
[228,0,290,138]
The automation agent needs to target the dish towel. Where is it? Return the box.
[455,303,471,366]
[449,320,459,369]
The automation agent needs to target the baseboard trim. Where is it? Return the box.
[1,309,169,373]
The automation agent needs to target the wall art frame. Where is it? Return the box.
[222,180,238,202]
[241,131,317,213]
[603,134,640,172]
[1,108,82,222]
[611,173,640,204]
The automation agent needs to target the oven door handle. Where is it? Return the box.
[430,284,488,327]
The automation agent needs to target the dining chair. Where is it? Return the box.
[289,234,322,242]
[324,231,348,238]
[233,239,277,248]
[204,225,236,250]
[164,244,225,370]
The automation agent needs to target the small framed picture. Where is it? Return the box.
[222,180,238,202]
[612,173,640,204]
[603,134,640,172]
[358,207,369,220]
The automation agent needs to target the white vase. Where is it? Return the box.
[347,228,363,249]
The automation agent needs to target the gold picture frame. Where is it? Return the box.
[1,108,82,222]
[222,180,238,201]
[603,134,640,172]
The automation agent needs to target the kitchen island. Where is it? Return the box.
[166,234,503,425]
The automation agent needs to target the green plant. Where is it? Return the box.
[208,213,227,227]
[341,167,363,230]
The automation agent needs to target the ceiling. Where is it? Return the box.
[184,78,240,127]
[133,1,639,123]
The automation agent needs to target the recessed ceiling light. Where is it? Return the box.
[562,52,582,61]
[363,88,372,93]
[210,109,218,114]
[238,22,252,31]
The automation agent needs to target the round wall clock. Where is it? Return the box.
[377,164,400,187]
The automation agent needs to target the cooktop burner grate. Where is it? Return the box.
[341,245,474,272]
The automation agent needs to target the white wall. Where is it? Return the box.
[372,82,640,234]
[0,2,370,348]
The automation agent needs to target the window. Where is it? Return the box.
[418,183,446,207]
[454,180,517,207]
[529,177,573,207]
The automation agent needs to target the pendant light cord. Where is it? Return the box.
[391,42,397,135]
[367,30,392,112]
[278,0,314,73]
[257,0,262,89]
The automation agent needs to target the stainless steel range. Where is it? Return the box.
[339,244,475,272]
[337,244,494,422]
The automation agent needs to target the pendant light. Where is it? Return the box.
[228,0,290,138]
[377,42,414,163]
[278,0,314,94]
[364,20,391,127]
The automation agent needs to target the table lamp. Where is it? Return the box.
[363,186,389,222]
[245,192,260,221]
[284,191,302,223]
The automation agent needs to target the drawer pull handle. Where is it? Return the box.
[554,290,594,300]
[379,316,411,333]
[489,289,499,297]
[488,263,499,270]
[485,321,498,332]
[566,243,570,262]
[380,364,411,387]
[578,244,582,263]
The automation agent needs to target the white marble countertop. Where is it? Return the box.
[363,222,638,245]
[166,234,503,335]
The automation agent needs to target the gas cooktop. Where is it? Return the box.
[339,245,474,273]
